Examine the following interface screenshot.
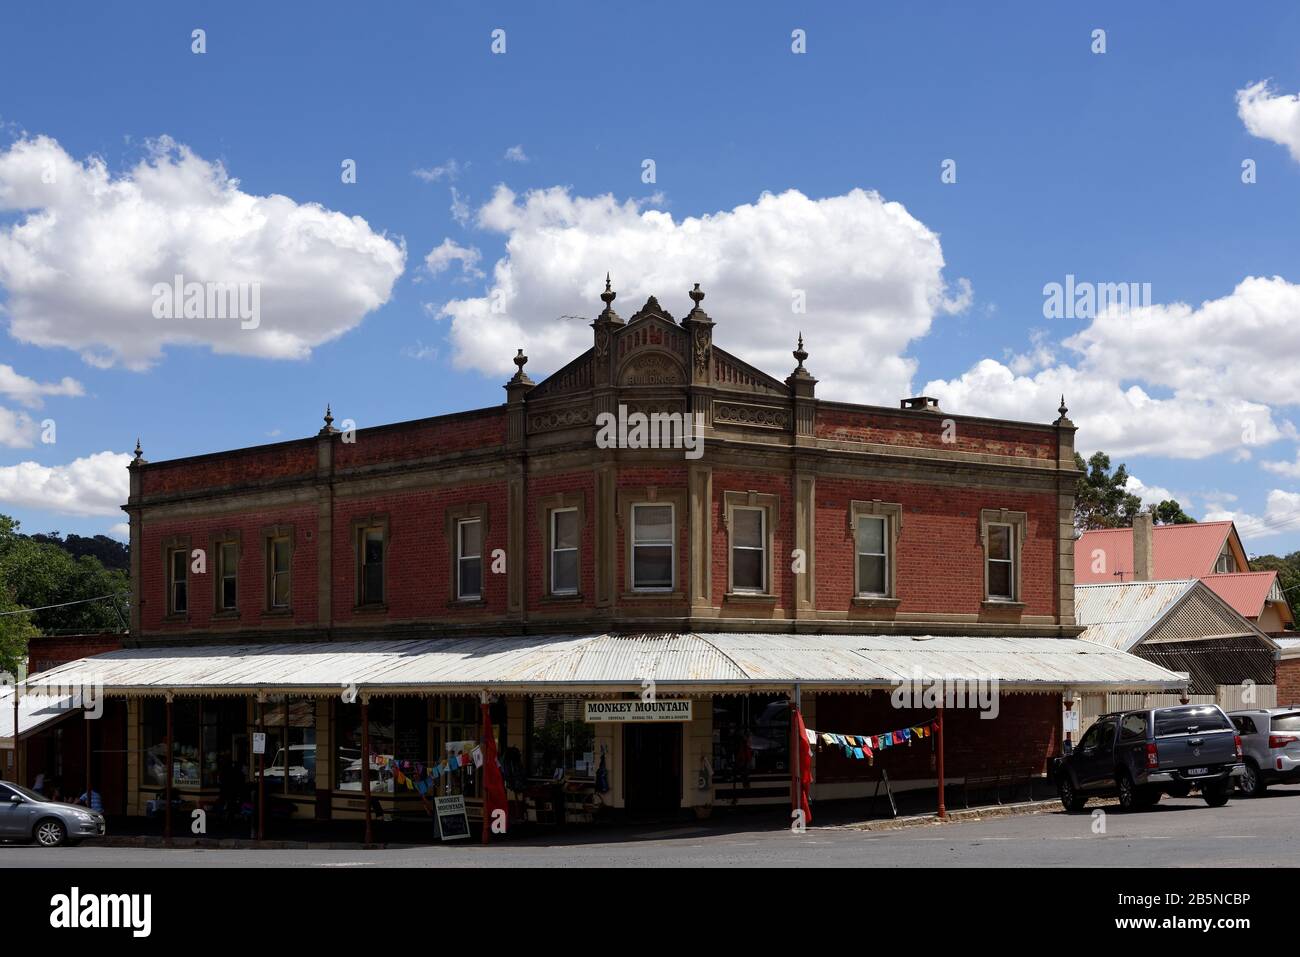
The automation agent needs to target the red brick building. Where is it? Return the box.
[24,281,1182,833]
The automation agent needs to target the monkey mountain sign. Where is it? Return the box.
[583,700,693,723]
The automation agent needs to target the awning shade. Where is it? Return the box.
[0,686,81,748]
[19,632,1187,696]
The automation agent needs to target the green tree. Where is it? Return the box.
[1073,451,1143,531]
[1152,499,1196,525]
[0,514,127,647]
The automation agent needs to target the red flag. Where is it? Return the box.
[792,706,813,825]
[480,702,509,844]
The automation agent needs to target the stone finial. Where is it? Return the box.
[1054,394,1073,427]
[792,332,809,374]
[319,404,338,435]
[688,283,705,310]
[130,437,146,466]
[596,273,621,324]
[510,348,533,385]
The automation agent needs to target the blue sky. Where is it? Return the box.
[2,1,1300,555]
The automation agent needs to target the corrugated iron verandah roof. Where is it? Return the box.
[19,632,1187,696]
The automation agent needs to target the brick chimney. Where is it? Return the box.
[1133,512,1154,582]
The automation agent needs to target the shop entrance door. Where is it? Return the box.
[623,723,682,814]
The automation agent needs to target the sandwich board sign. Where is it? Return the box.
[435,794,470,842]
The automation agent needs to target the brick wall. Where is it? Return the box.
[140,505,319,632]
[816,407,1058,461]
[1277,658,1300,706]
[813,690,1060,782]
[815,478,1057,617]
[27,634,124,675]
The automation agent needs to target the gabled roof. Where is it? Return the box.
[1201,571,1287,622]
[1074,521,1236,583]
[1074,580,1199,651]
[1074,578,1277,653]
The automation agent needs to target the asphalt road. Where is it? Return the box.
[4,786,1298,867]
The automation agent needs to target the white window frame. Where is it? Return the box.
[631,502,675,592]
[986,522,1016,601]
[855,515,889,597]
[729,505,767,594]
[169,548,188,614]
[457,517,483,601]
[217,541,238,610]
[550,507,579,596]
[269,536,291,609]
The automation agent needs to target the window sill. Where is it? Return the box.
[851,596,901,609]
[261,607,294,618]
[621,590,685,601]
[211,610,240,621]
[981,600,1025,611]
[449,597,487,608]
[724,592,777,604]
[352,603,389,615]
[162,613,190,624]
[540,593,584,604]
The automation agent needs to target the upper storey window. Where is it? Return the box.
[457,518,483,601]
[632,504,674,591]
[168,547,188,615]
[549,508,579,596]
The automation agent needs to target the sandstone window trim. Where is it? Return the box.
[850,500,903,604]
[615,487,687,597]
[351,514,390,611]
[535,491,586,599]
[980,507,1027,605]
[261,523,296,616]
[444,502,490,605]
[722,490,779,599]
[161,535,191,620]
[209,529,242,618]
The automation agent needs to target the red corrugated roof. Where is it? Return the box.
[1074,522,1234,584]
[1201,572,1281,620]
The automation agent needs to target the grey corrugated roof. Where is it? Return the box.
[1074,580,1199,650]
[1075,579,1277,653]
[20,632,1185,696]
[0,686,80,747]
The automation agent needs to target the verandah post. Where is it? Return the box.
[164,693,174,843]
[361,694,372,845]
[936,699,946,819]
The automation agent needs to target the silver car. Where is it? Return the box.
[0,781,106,846]
[1228,708,1300,797]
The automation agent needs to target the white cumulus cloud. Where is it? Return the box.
[1237,80,1300,163]
[0,450,131,516]
[924,276,1300,459]
[0,135,406,369]
[432,186,970,403]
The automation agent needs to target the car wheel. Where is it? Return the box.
[1238,762,1267,798]
[1135,786,1161,808]
[1116,772,1139,811]
[34,818,67,847]
[1203,781,1231,808]
[1058,775,1087,813]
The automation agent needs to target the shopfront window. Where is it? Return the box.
[259,696,317,796]
[527,697,595,779]
[141,698,248,789]
[334,697,427,794]
[711,694,790,784]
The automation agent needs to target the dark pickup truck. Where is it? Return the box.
[1053,704,1244,812]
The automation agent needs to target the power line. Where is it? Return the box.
[0,593,129,617]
